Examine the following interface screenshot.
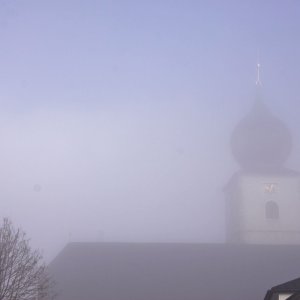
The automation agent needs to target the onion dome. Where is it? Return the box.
[231,99,292,170]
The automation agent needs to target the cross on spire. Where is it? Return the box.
[256,62,262,86]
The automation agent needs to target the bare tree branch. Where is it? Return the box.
[0,218,56,300]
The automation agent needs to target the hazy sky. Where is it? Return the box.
[0,0,300,260]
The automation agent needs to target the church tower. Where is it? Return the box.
[225,64,300,244]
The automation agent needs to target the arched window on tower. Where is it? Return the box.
[265,201,279,220]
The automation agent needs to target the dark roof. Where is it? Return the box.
[271,277,300,292]
[50,242,300,300]
[287,294,300,300]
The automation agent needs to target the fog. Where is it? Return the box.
[1,0,300,261]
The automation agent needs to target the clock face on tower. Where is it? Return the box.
[263,183,277,194]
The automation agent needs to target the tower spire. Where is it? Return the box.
[256,62,262,86]
[255,51,262,87]
[254,53,263,103]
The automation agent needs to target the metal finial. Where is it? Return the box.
[255,51,262,86]
[256,62,262,86]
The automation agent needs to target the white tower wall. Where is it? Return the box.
[229,173,300,244]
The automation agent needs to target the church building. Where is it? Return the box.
[48,66,300,300]
[225,65,300,245]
